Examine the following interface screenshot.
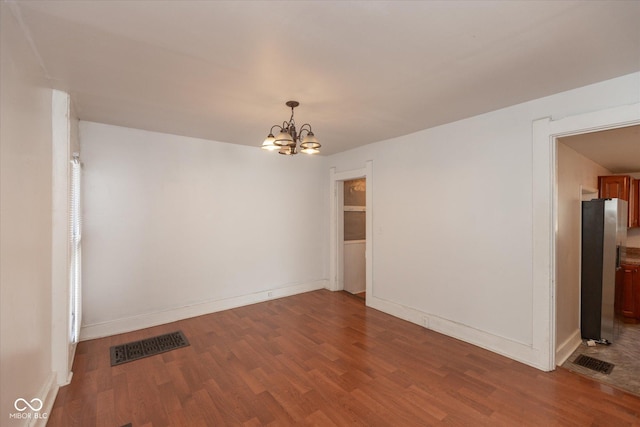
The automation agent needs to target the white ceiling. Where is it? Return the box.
[9,0,640,155]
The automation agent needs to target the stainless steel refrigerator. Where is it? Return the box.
[580,198,627,343]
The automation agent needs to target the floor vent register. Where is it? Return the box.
[110,331,190,366]
[573,354,615,375]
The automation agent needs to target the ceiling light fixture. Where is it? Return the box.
[261,101,321,155]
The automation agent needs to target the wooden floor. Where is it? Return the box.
[49,290,640,426]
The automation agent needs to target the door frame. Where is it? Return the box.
[532,102,640,371]
[329,161,373,301]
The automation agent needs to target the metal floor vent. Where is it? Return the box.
[110,331,189,366]
[573,354,614,374]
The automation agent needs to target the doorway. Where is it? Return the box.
[531,102,639,372]
[343,178,366,300]
[555,127,640,395]
[329,162,373,303]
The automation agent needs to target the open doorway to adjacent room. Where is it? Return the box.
[329,162,373,304]
[555,123,640,396]
[343,178,366,301]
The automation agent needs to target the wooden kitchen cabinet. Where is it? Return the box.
[598,175,638,228]
[632,178,639,228]
[619,264,640,322]
[599,175,630,199]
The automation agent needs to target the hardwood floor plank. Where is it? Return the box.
[114,372,136,426]
[304,409,338,427]
[48,290,640,426]
[192,387,228,426]
[95,389,115,427]
[254,390,297,426]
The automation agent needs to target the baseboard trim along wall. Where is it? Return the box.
[555,329,582,366]
[80,280,328,341]
[367,295,545,371]
[20,372,57,427]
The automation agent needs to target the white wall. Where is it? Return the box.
[0,3,56,425]
[555,143,611,363]
[80,122,328,338]
[79,72,638,370]
[327,72,640,369]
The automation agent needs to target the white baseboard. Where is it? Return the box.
[367,295,545,370]
[555,329,582,366]
[28,372,57,427]
[80,280,328,341]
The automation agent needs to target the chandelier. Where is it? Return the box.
[261,101,321,155]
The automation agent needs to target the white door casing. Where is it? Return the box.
[532,102,640,371]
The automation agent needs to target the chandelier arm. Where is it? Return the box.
[298,123,313,134]
[269,124,283,134]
